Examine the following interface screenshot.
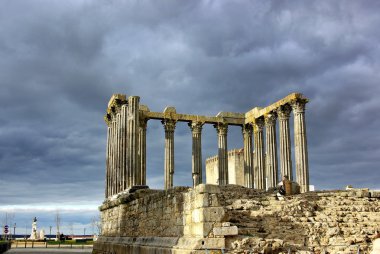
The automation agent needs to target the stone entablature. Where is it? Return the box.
[94,184,380,254]
[103,92,310,198]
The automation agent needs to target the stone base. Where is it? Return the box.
[93,236,225,254]
[97,184,380,254]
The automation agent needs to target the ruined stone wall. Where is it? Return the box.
[217,186,380,253]
[100,187,188,237]
[94,185,380,254]
[95,185,228,254]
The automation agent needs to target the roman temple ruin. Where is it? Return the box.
[103,92,310,195]
[94,92,380,254]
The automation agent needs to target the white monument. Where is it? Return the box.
[39,229,45,240]
[29,217,38,240]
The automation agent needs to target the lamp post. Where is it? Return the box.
[84,228,86,237]
[13,223,16,240]
[49,226,52,239]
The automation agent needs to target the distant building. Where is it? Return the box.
[206,149,248,186]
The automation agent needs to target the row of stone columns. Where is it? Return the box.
[105,95,309,195]
[105,96,147,197]
[244,99,309,192]
[161,120,208,190]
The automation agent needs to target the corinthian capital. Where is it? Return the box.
[214,123,228,135]
[277,104,292,120]
[291,99,308,114]
[242,124,253,135]
[162,119,176,132]
[189,121,204,134]
[264,112,277,126]
[253,118,264,133]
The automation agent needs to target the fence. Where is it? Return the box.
[11,240,93,250]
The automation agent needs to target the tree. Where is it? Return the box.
[68,222,74,238]
[91,214,102,236]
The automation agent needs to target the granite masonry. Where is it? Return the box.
[94,184,380,253]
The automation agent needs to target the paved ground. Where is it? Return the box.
[6,248,92,254]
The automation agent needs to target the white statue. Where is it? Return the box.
[39,229,45,240]
[29,217,38,240]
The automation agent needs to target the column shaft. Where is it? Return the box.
[189,122,203,187]
[111,119,116,195]
[292,100,309,193]
[139,119,148,185]
[162,119,176,189]
[265,113,278,188]
[277,105,293,180]
[105,125,111,197]
[242,124,253,188]
[215,123,228,185]
[127,96,140,187]
[120,105,128,190]
[116,113,121,193]
[254,118,265,189]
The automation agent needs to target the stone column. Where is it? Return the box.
[242,124,253,188]
[120,105,128,190]
[215,123,228,185]
[265,113,278,188]
[116,112,122,193]
[127,96,140,187]
[105,121,111,198]
[189,121,203,187]
[111,118,116,195]
[254,118,265,189]
[277,104,293,181]
[138,118,148,186]
[292,99,309,193]
[162,119,176,189]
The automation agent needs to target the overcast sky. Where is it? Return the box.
[1,0,380,235]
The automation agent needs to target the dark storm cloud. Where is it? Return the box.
[1,0,380,226]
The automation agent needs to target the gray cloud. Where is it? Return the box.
[1,0,380,227]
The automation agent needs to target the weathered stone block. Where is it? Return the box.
[191,207,225,223]
[194,193,209,208]
[213,226,238,236]
[191,222,214,237]
[175,237,225,250]
[194,184,221,194]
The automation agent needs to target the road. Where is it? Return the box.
[6,248,92,254]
